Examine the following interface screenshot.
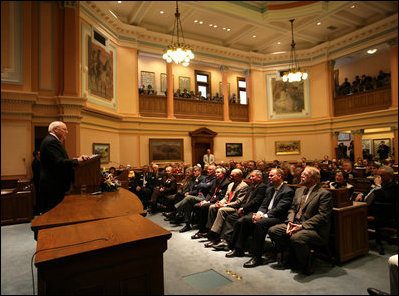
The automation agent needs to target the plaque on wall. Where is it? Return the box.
[141,71,155,89]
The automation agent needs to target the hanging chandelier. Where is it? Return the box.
[162,1,194,67]
[282,19,308,83]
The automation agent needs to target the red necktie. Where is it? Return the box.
[228,189,234,203]
[210,186,218,201]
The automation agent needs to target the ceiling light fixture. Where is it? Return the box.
[160,10,164,14]
[282,19,308,83]
[367,48,377,54]
[317,22,321,26]
[162,1,194,67]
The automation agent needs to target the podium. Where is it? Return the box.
[69,154,102,194]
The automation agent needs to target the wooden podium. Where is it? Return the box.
[69,154,102,194]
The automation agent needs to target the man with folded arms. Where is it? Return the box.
[268,166,333,275]
[204,169,248,247]
[225,168,294,268]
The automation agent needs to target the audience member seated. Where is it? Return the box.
[204,169,249,248]
[211,170,268,252]
[376,70,390,88]
[147,84,155,95]
[324,170,355,199]
[138,84,145,94]
[351,75,361,93]
[377,141,390,161]
[268,166,333,275]
[342,160,356,179]
[108,166,116,176]
[322,155,332,165]
[366,166,398,255]
[132,164,154,210]
[148,166,177,213]
[171,165,217,231]
[313,162,330,182]
[230,93,237,103]
[281,163,294,184]
[190,167,231,238]
[225,168,294,268]
[292,167,303,184]
[182,89,190,98]
[339,77,351,95]
[174,89,181,98]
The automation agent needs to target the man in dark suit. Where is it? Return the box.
[149,166,177,214]
[224,168,294,268]
[268,166,333,275]
[211,169,267,251]
[132,164,154,210]
[39,121,89,214]
[31,150,42,215]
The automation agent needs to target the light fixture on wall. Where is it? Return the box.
[162,1,194,67]
[282,19,308,83]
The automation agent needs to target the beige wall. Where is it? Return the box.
[337,50,391,84]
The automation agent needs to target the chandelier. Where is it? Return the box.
[162,1,194,67]
[282,19,308,83]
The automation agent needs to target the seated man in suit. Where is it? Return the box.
[211,169,268,252]
[268,166,333,275]
[224,168,294,269]
[191,167,231,238]
[204,169,249,247]
[164,166,204,221]
[132,164,154,210]
[171,165,217,232]
[148,166,177,214]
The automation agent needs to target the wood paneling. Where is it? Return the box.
[334,87,391,116]
[229,103,249,122]
[139,95,167,117]
[174,98,223,120]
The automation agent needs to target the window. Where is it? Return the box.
[195,70,211,99]
[237,77,247,104]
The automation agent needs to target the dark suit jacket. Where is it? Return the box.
[186,175,205,196]
[39,134,79,213]
[287,185,333,241]
[158,175,177,195]
[241,182,267,215]
[205,177,231,203]
[258,183,294,220]
[133,171,154,189]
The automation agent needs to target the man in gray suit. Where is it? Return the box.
[204,169,249,247]
[268,166,333,275]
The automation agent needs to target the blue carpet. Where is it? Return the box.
[183,269,232,292]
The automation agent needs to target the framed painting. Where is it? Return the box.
[88,36,114,100]
[372,138,391,159]
[338,133,351,141]
[160,73,167,92]
[226,143,243,157]
[93,143,110,163]
[266,72,311,120]
[362,139,372,155]
[141,71,155,89]
[149,139,184,163]
[275,141,301,155]
[219,82,230,98]
[179,76,190,91]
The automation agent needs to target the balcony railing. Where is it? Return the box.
[139,95,248,121]
[334,87,391,117]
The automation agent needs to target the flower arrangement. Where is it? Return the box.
[100,169,121,192]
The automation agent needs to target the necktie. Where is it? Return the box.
[295,187,309,220]
[210,185,219,201]
[268,188,277,210]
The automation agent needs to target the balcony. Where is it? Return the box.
[139,95,248,121]
[334,87,391,117]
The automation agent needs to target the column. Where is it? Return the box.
[244,69,253,122]
[60,1,79,97]
[352,129,363,162]
[331,132,339,160]
[166,63,175,119]
[220,65,230,122]
[388,38,398,108]
[327,60,335,117]
[392,126,398,164]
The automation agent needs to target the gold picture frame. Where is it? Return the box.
[141,71,155,89]
[372,138,391,159]
[275,141,301,155]
[149,139,184,163]
[179,76,190,91]
[93,143,110,163]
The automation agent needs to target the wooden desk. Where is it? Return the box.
[31,188,144,234]
[35,214,172,295]
[331,201,369,264]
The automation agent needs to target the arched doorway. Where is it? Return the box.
[189,128,217,167]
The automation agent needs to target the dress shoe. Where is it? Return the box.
[367,288,389,295]
[263,255,277,264]
[212,240,229,251]
[179,224,192,233]
[226,249,244,258]
[191,232,202,239]
[163,211,175,218]
[243,257,263,268]
[204,240,218,248]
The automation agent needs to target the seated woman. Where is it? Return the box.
[326,170,355,199]
[108,166,116,176]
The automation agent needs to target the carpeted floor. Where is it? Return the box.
[1,212,397,295]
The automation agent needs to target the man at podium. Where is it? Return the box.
[39,121,90,214]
